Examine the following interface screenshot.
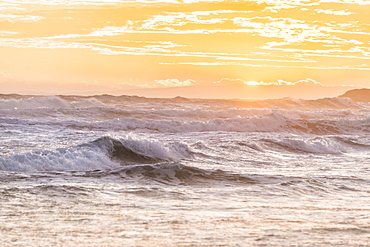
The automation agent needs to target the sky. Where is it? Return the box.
[0,0,369,98]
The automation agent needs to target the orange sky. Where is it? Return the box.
[0,0,369,98]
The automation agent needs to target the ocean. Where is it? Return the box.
[1,94,370,246]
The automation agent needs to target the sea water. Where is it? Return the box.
[1,94,370,246]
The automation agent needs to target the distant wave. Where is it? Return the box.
[0,136,191,172]
[2,110,369,134]
[236,135,370,155]
[0,95,105,110]
[3,104,363,122]
[1,95,369,127]
[262,137,345,154]
[0,96,71,109]
[0,94,368,110]
[83,94,366,110]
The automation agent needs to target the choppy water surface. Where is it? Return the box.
[1,94,370,246]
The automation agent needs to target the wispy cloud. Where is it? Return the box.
[0,70,13,80]
[314,9,354,15]
[153,79,195,87]
[0,14,44,23]
[0,31,18,37]
[0,0,225,7]
[162,62,370,70]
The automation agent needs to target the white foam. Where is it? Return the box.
[275,137,346,154]
[0,147,117,172]
[119,136,191,161]
[70,98,106,108]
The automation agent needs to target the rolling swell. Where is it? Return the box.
[84,163,256,185]
[79,161,366,193]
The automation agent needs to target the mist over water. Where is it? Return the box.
[1,94,370,246]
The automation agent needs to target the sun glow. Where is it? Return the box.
[245,81,260,86]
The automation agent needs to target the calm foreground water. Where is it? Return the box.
[1,94,370,246]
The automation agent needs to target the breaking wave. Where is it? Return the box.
[0,135,256,185]
[0,136,191,172]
